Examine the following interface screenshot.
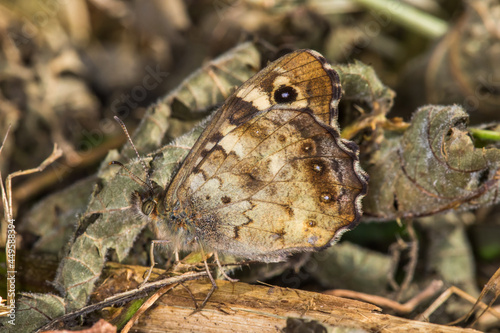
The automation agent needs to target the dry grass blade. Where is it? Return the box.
[121,284,176,333]
[325,280,444,314]
[1,129,63,312]
[416,284,500,325]
[462,266,500,326]
[4,144,64,213]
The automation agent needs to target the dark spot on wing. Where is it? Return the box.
[227,97,260,126]
[283,204,294,217]
[274,85,298,104]
[209,131,224,143]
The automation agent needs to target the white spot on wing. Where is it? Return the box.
[253,94,272,110]
[219,133,242,157]
[236,85,271,110]
[269,156,285,176]
[220,123,237,136]
[292,99,308,108]
[189,172,205,192]
[194,156,203,165]
[201,177,221,192]
[274,66,286,74]
[273,76,291,87]
[205,141,216,151]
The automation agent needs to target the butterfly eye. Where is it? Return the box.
[274,85,298,103]
[142,199,156,215]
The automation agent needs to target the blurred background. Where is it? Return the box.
[1,0,499,329]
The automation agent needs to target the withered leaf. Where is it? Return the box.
[337,60,395,116]
[363,104,500,220]
[336,61,396,139]
[10,293,66,332]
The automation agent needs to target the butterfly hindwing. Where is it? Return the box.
[163,50,367,262]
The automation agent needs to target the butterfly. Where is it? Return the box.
[132,49,368,265]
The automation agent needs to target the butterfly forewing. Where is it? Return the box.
[163,50,367,262]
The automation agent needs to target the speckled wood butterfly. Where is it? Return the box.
[133,49,368,264]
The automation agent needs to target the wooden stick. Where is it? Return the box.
[130,279,480,332]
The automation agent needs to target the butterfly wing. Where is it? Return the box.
[164,50,368,262]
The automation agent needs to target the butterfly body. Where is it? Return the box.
[137,49,368,263]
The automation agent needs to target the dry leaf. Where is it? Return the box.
[363,105,500,220]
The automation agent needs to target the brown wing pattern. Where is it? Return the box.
[166,50,341,203]
[163,50,368,262]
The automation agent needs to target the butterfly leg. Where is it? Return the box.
[188,237,218,313]
[171,249,183,271]
[200,254,218,308]
[140,239,170,288]
[179,282,200,309]
[214,251,238,282]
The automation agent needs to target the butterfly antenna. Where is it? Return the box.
[108,161,151,188]
[113,116,153,189]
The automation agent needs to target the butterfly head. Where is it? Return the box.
[130,181,166,221]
